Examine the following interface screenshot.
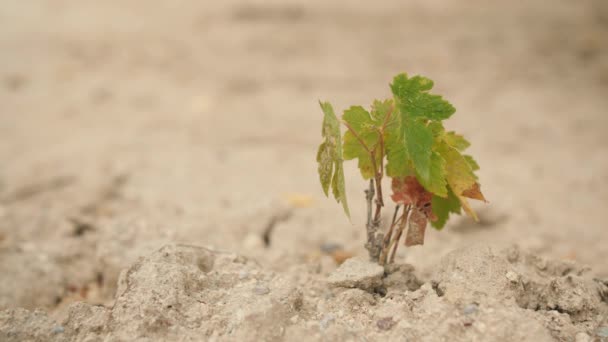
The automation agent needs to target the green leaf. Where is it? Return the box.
[391,74,434,97]
[332,162,348,215]
[443,131,470,151]
[343,131,376,179]
[428,121,445,137]
[435,142,476,196]
[463,154,480,171]
[391,73,455,121]
[417,151,447,197]
[431,187,461,229]
[342,106,375,133]
[404,119,434,183]
[317,101,350,217]
[387,73,455,193]
[435,141,481,220]
[316,142,333,196]
[370,99,393,123]
[342,106,380,179]
[385,109,411,177]
[386,143,411,177]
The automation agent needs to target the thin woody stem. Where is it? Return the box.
[388,205,401,240]
[373,170,384,213]
[364,179,383,261]
[389,205,411,264]
[370,149,384,219]
[343,104,396,263]
[379,205,401,265]
[365,179,374,229]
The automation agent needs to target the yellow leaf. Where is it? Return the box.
[458,196,479,221]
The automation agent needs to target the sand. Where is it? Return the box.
[1,0,607,341]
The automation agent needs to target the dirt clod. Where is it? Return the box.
[376,317,396,331]
[327,257,384,292]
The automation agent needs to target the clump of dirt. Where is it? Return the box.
[2,244,606,341]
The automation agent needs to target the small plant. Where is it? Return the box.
[317,73,487,265]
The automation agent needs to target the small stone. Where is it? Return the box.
[253,285,270,295]
[597,327,608,338]
[575,332,591,342]
[463,303,478,315]
[290,315,299,324]
[505,271,519,283]
[463,317,474,327]
[320,242,343,254]
[238,270,249,280]
[327,257,384,291]
[52,325,65,334]
[376,317,396,331]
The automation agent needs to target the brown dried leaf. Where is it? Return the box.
[392,176,437,222]
[391,176,432,207]
[461,183,487,202]
[405,208,428,246]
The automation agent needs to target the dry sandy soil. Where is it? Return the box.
[1,0,607,341]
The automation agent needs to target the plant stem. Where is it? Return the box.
[373,169,384,214]
[378,205,401,265]
[365,179,374,228]
[364,179,383,261]
[389,205,411,263]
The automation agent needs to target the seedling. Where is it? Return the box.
[317,73,486,265]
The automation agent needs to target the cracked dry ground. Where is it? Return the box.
[1,0,607,341]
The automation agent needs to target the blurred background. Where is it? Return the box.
[1,0,607,313]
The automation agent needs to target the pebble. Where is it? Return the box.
[597,327,608,338]
[463,303,478,315]
[238,270,249,280]
[376,317,396,331]
[52,326,65,334]
[252,285,270,295]
[505,271,519,283]
[320,242,343,254]
[463,317,474,327]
